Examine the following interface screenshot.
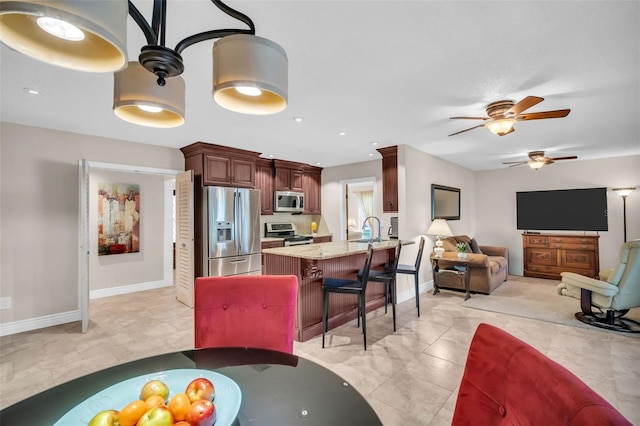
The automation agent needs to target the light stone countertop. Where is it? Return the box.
[261,240,412,260]
[261,237,285,243]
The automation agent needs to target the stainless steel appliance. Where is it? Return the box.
[265,222,314,246]
[203,186,261,276]
[388,216,398,239]
[274,191,305,213]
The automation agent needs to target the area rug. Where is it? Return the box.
[437,275,640,336]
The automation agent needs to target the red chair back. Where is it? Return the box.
[194,275,298,354]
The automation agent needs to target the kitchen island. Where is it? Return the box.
[262,240,403,342]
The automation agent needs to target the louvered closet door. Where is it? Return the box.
[175,170,195,307]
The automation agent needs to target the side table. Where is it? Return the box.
[431,256,472,300]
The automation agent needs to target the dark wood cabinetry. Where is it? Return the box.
[522,233,600,280]
[255,158,274,215]
[303,165,322,214]
[273,160,304,192]
[181,142,261,189]
[376,146,398,213]
[313,235,332,243]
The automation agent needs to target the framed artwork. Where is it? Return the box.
[98,183,140,255]
[431,184,460,220]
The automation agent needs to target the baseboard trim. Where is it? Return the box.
[0,310,81,337]
[90,280,173,300]
[396,280,433,304]
[1,281,174,337]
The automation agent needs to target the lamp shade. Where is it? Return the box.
[613,187,636,197]
[213,34,288,115]
[113,62,186,128]
[485,118,516,136]
[426,219,453,238]
[0,0,127,72]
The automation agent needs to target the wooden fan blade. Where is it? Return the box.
[502,161,528,165]
[448,124,485,137]
[505,96,544,116]
[549,156,578,161]
[508,163,527,168]
[518,109,571,120]
[449,116,490,120]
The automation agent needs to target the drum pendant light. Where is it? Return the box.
[213,34,288,115]
[0,0,127,72]
[114,62,185,128]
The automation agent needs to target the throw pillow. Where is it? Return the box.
[455,235,473,253]
[470,238,483,254]
[441,237,458,252]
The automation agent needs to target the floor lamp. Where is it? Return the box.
[613,187,636,242]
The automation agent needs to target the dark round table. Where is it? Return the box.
[0,347,382,425]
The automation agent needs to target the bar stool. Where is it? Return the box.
[396,236,425,316]
[322,244,374,350]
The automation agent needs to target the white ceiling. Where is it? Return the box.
[1,1,639,170]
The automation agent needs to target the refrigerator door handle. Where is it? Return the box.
[229,259,248,264]
[235,191,242,252]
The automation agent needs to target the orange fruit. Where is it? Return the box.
[117,399,147,426]
[173,422,190,426]
[168,393,191,421]
[144,394,166,410]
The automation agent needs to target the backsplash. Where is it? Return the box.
[260,213,330,237]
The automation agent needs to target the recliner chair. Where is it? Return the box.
[557,239,640,333]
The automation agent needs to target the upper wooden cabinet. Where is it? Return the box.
[273,159,304,192]
[376,146,398,212]
[181,142,261,188]
[303,165,322,214]
[255,158,274,215]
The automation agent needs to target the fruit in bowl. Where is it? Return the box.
[186,399,216,426]
[136,405,173,426]
[185,378,215,402]
[140,380,169,401]
[88,410,119,426]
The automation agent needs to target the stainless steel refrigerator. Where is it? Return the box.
[203,186,261,276]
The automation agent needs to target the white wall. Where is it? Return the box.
[475,155,640,275]
[0,123,184,332]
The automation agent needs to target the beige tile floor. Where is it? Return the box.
[1,280,639,425]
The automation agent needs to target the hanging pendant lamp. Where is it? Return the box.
[114,62,185,128]
[213,34,288,115]
[0,0,127,72]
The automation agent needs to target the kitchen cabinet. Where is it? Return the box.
[522,233,600,280]
[255,158,274,215]
[274,159,304,192]
[181,142,261,188]
[261,239,284,274]
[313,235,332,243]
[303,165,322,214]
[376,145,398,213]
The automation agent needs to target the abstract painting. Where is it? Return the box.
[98,183,140,255]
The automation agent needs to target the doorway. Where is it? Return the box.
[342,177,376,241]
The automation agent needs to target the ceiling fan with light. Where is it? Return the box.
[502,150,578,170]
[448,96,570,137]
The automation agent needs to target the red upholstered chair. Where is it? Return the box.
[452,323,631,426]
[194,275,298,354]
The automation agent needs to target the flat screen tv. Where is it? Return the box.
[516,187,608,231]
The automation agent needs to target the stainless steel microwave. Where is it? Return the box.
[274,191,304,213]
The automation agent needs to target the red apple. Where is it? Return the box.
[185,399,216,426]
[136,406,174,426]
[185,377,215,402]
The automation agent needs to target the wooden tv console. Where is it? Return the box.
[522,233,600,280]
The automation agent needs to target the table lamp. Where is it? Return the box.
[427,219,454,258]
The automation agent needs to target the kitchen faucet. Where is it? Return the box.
[362,216,382,242]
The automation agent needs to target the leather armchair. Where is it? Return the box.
[557,239,640,332]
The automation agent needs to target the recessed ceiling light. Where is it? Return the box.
[371,141,378,146]
[293,116,303,122]
[368,153,374,156]
[338,131,346,136]
[268,154,274,158]
[23,87,39,95]
[315,162,321,166]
